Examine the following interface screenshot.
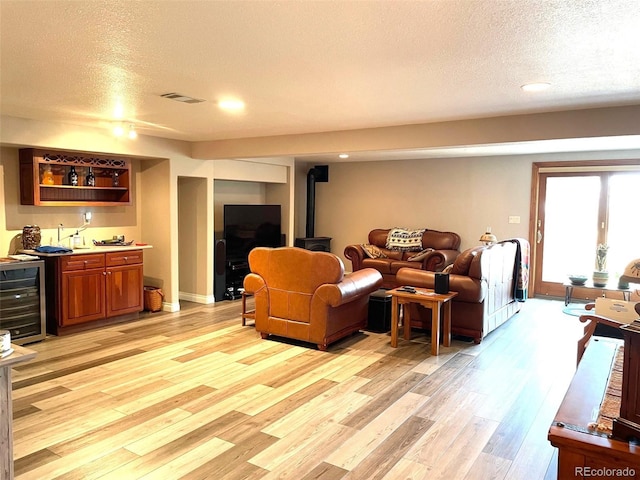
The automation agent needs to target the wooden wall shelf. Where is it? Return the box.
[20,148,132,206]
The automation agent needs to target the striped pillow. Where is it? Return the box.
[385,228,425,252]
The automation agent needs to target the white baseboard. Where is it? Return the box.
[178,291,215,304]
[162,301,181,312]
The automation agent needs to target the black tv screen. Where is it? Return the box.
[224,204,282,261]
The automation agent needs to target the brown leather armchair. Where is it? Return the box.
[396,238,528,343]
[344,228,461,289]
[243,246,383,350]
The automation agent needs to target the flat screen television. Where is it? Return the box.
[224,204,282,262]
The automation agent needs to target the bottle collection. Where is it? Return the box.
[42,165,122,187]
[68,166,78,186]
[86,167,95,186]
[41,165,55,185]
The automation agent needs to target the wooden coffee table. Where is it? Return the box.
[389,287,458,356]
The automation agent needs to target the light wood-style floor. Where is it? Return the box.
[11,297,584,479]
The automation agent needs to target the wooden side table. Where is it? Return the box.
[1,344,37,480]
[241,291,255,326]
[389,287,458,356]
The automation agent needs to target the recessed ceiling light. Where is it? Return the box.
[339,153,349,159]
[112,122,137,139]
[113,123,124,137]
[521,82,551,92]
[127,124,137,139]
[218,99,245,111]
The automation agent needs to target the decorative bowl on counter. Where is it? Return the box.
[92,239,135,246]
[568,275,588,286]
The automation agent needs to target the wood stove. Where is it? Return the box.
[296,165,331,252]
[295,237,331,252]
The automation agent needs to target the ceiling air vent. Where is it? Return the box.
[160,93,205,104]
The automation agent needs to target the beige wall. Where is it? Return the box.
[204,156,540,278]
[294,163,310,240]
[139,158,172,297]
[178,177,209,301]
[313,156,533,265]
[171,156,216,309]
[265,181,295,247]
[310,151,640,269]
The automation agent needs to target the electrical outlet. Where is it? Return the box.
[508,216,521,224]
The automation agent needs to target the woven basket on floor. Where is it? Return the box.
[144,286,164,312]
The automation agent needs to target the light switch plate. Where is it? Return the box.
[508,216,521,224]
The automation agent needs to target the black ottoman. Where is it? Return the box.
[367,289,392,332]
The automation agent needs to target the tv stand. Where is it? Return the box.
[225,259,249,300]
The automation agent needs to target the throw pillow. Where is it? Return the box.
[407,248,434,262]
[361,243,387,259]
[385,228,425,252]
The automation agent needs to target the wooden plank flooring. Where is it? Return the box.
[11,297,584,479]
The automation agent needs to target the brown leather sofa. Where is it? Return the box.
[344,228,461,289]
[243,246,383,350]
[396,238,529,343]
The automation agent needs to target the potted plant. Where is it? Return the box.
[593,243,609,287]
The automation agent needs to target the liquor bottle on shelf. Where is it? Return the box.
[42,165,54,185]
[86,167,95,186]
[68,166,78,186]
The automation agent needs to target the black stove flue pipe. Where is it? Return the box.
[305,165,329,238]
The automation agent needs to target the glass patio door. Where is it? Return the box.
[606,174,640,276]
[534,169,640,299]
[535,174,602,297]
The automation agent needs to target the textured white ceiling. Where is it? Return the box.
[2,0,640,147]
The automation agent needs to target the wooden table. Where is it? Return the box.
[241,291,255,326]
[1,344,36,480]
[389,287,458,356]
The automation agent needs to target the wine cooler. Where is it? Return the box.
[0,260,46,344]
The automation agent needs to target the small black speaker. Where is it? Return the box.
[367,290,392,332]
[214,237,226,301]
[434,273,449,294]
[313,165,329,182]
